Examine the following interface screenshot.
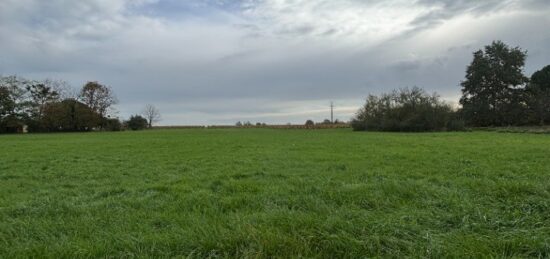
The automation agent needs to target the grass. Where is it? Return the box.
[1,129,549,258]
[478,126,550,134]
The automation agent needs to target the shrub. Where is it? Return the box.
[41,99,100,132]
[352,87,462,132]
[125,115,148,130]
[104,118,123,131]
[305,120,315,128]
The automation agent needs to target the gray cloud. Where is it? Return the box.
[1,0,549,125]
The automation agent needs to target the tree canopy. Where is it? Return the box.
[526,65,550,125]
[352,87,463,132]
[460,41,529,126]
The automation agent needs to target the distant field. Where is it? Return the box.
[1,129,549,258]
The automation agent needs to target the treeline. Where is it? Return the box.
[0,77,121,133]
[460,41,550,127]
[351,87,463,132]
[352,41,550,132]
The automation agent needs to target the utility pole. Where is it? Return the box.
[330,102,334,123]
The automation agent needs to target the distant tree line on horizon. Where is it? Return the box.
[235,119,347,128]
[0,77,161,133]
[3,41,549,134]
[352,41,550,132]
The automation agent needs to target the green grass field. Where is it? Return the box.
[1,129,549,258]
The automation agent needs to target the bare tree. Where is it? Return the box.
[44,79,78,99]
[142,104,161,128]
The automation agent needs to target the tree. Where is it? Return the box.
[80,81,117,129]
[305,120,315,128]
[1,76,123,133]
[41,99,100,132]
[0,87,17,133]
[142,104,161,128]
[0,86,15,119]
[351,87,462,132]
[125,115,148,130]
[526,65,550,125]
[26,83,59,120]
[44,79,77,100]
[0,76,31,116]
[0,76,32,133]
[460,41,529,126]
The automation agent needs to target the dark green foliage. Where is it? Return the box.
[305,120,314,127]
[526,65,550,125]
[0,76,30,133]
[40,99,100,132]
[0,87,16,133]
[0,86,16,117]
[126,115,148,130]
[1,76,121,133]
[104,118,123,131]
[80,81,117,129]
[352,87,461,132]
[446,116,466,131]
[460,41,529,126]
[0,114,25,133]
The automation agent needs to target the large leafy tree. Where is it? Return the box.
[0,86,15,119]
[0,76,31,115]
[0,76,32,132]
[526,65,550,125]
[460,41,529,126]
[80,81,117,129]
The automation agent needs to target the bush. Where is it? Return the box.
[352,87,463,132]
[446,116,466,131]
[104,118,123,131]
[305,120,315,128]
[41,99,100,132]
[125,115,148,131]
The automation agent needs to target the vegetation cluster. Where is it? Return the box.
[0,78,161,133]
[352,41,550,132]
[351,87,463,132]
[0,78,118,133]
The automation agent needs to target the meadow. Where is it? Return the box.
[0,129,549,258]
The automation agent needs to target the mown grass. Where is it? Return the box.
[1,129,549,258]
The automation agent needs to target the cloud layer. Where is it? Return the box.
[1,0,549,125]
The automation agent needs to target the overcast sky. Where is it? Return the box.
[1,0,549,125]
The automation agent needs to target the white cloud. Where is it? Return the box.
[1,0,549,125]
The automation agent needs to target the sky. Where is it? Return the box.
[1,0,549,125]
